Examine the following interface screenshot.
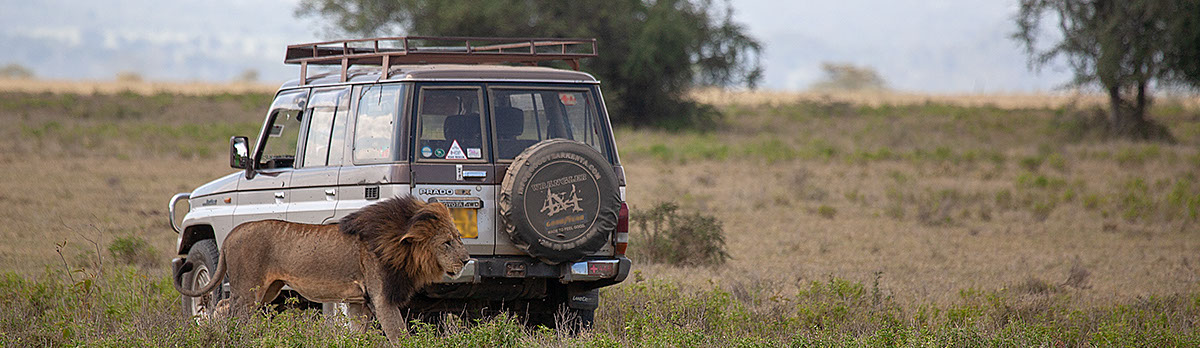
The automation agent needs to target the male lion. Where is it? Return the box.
[174,195,471,341]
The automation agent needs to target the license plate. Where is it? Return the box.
[450,208,478,238]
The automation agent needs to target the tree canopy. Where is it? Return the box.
[296,0,763,129]
[1014,0,1200,139]
[809,62,887,92]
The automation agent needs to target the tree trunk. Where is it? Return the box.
[1107,85,1124,128]
[1132,81,1147,125]
[1106,80,1167,141]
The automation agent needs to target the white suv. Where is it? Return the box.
[168,37,630,328]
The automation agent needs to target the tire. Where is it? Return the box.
[180,239,224,319]
[499,139,620,264]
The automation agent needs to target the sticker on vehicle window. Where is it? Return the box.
[559,93,577,106]
[467,148,481,159]
[421,146,433,158]
[446,140,467,160]
[434,148,445,157]
[269,124,285,137]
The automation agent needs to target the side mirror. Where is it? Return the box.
[230,136,250,170]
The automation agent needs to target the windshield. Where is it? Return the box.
[256,89,308,169]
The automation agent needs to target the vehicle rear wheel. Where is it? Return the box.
[180,239,224,319]
[499,139,621,264]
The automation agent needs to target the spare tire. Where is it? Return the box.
[500,139,620,264]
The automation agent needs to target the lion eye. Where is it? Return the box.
[443,241,452,248]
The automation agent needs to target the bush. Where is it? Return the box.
[629,202,729,267]
[816,205,838,219]
[107,235,159,268]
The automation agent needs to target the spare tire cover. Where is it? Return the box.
[499,139,620,264]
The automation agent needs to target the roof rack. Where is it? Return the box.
[284,36,597,83]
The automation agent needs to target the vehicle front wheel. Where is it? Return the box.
[180,239,224,319]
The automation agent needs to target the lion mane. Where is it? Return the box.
[338,195,452,305]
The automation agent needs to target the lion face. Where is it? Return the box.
[414,203,472,278]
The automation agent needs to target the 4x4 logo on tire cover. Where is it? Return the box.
[523,156,601,247]
[540,184,584,217]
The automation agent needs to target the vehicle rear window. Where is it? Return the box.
[415,88,486,161]
[490,88,608,160]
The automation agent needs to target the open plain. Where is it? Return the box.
[1,82,1198,345]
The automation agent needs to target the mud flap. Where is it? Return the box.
[567,288,599,310]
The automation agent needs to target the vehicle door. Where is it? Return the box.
[409,85,495,255]
[487,85,616,255]
[233,89,308,232]
[286,86,351,224]
[333,83,408,221]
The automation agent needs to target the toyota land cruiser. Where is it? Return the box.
[168,37,630,328]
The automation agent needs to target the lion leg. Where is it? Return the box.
[346,303,372,332]
[209,299,232,319]
[256,280,286,306]
[370,295,408,342]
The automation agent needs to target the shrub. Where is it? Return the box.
[816,205,838,219]
[629,202,729,267]
[107,235,158,268]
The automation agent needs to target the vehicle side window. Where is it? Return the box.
[416,88,486,161]
[300,87,350,168]
[257,89,308,169]
[354,84,404,163]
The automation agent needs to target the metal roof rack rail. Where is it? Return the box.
[284,36,597,83]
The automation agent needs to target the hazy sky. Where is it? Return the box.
[0,0,1071,93]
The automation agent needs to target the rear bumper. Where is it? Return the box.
[438,256,631,284]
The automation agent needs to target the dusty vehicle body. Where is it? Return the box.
[168,37,631,327]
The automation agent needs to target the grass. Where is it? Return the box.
[2,266,1197,346]
[2,87,1200,344]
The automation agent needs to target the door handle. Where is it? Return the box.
[462,170,487,178]
[274,192,285,199]
[325,189,336,196]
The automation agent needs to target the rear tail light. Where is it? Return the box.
[614,202,629,255]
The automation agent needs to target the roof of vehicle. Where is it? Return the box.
[280,64,599,88]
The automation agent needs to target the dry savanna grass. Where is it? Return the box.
[621,95,1200,306]
[1,84,1199,345]
[691,87,1200,110]
[0,78,277,96]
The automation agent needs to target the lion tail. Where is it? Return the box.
[173,246,228,297]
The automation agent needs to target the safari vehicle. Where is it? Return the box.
[168,37,630,328]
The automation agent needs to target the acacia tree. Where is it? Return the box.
[295,0,762,129]
[1165,1,1200,86]
[1014,0,1197,139]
